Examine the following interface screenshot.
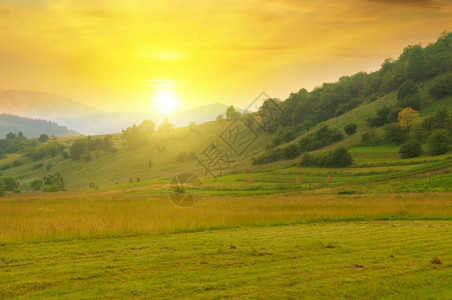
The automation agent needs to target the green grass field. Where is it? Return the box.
[1,219,451,298]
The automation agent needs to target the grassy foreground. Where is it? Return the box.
[1,191,452,243]
[1,221,451,298]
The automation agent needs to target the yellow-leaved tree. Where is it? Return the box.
[397,107,420,137]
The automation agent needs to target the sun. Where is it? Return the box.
[153,90,180,113]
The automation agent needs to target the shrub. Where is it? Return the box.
[344,123,357,135]
[383,123,407,144]
[12,160,23,167]
[42,185,59,192]
[283,144,301,159]
[397,80,418,100]
[429,75,452,99]
[301,148,353,168]
[38,134,49,143]
[360,131,382,146]
[0,180,5,196]
[252,148,283,165]
[13,188,20,193]
[428,129,450,155]
[31,163,44,170]
[30,179,43,191]
[329,147,353,168]
[399,140,422,158]
[0,176,19,191]
[298,126,343,152]
[0,163,11,171]
[367,106,390,127]
[400,94,421,110]
[299,153,313,167]
[43,172,65,191]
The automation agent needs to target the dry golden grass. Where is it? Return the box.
[1,191,451,243]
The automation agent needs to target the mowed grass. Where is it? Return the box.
[1,191,452,244]
[1,221,451,298]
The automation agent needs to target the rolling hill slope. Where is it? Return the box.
[0,114,79,138]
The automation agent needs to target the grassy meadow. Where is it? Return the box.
[1,76,452,298]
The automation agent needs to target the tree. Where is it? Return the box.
[226,105,241,119]
[70,139,89,160]
[399,140,422,158]
[398,107,419,138]
[330,147,353,168]
[216,114,224,121]
[344,123,357,135]
[38,134,49,143]
[429,74,452,99]
[158,119,175,133]
[428,129,450,155]
[138,119,155,133]
[397,80,418,100]
[283,144,301,159]
[30,179,43,191]
[0,179,5,196]
[383,123,407,144]
[0,176,19,191]
[367,106,390,127]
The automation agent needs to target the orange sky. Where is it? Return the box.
[0,0,451,113]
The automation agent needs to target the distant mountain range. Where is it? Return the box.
[0,114,79,138]
[0,89,101,119]
[0,89,236,135]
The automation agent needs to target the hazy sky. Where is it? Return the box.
[0,0,451,113]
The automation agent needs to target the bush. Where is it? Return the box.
[0,176,19,191]
[360,131,383,146]
[31,163,44,170]
[43,172,65,191]
[400,93,421,110]
[38,134,49,143]
[299,153,313,167]
[367,106,390,127]
[399,140,422,158]
[31,179,43,191]
[12,160,23,167]
[329,147,353,168]
[0,180,5,196]
[383,123,407,144]
[428,129,450,155]
[429,75,452,99]
[0,163,11,171]
[13,187,20,193]
[300,147,353,168]
[283,143,301,159]
[344,123,357,135]
[298,126,343,152]
[252,148,283,165]
[397,80,418,100]
[42,185,59,192]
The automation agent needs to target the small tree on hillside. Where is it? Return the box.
[399,139,422,158]
[344,123,357,135]
[38,134,49,143]
[226,105,241,119]
[0,180,5,196]
[398,107,419,138]
[428,129,450,155]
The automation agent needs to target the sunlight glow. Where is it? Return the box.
[151,79,181,113]
[153,90,179,113]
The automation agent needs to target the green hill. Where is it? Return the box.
[0,33,451,192]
